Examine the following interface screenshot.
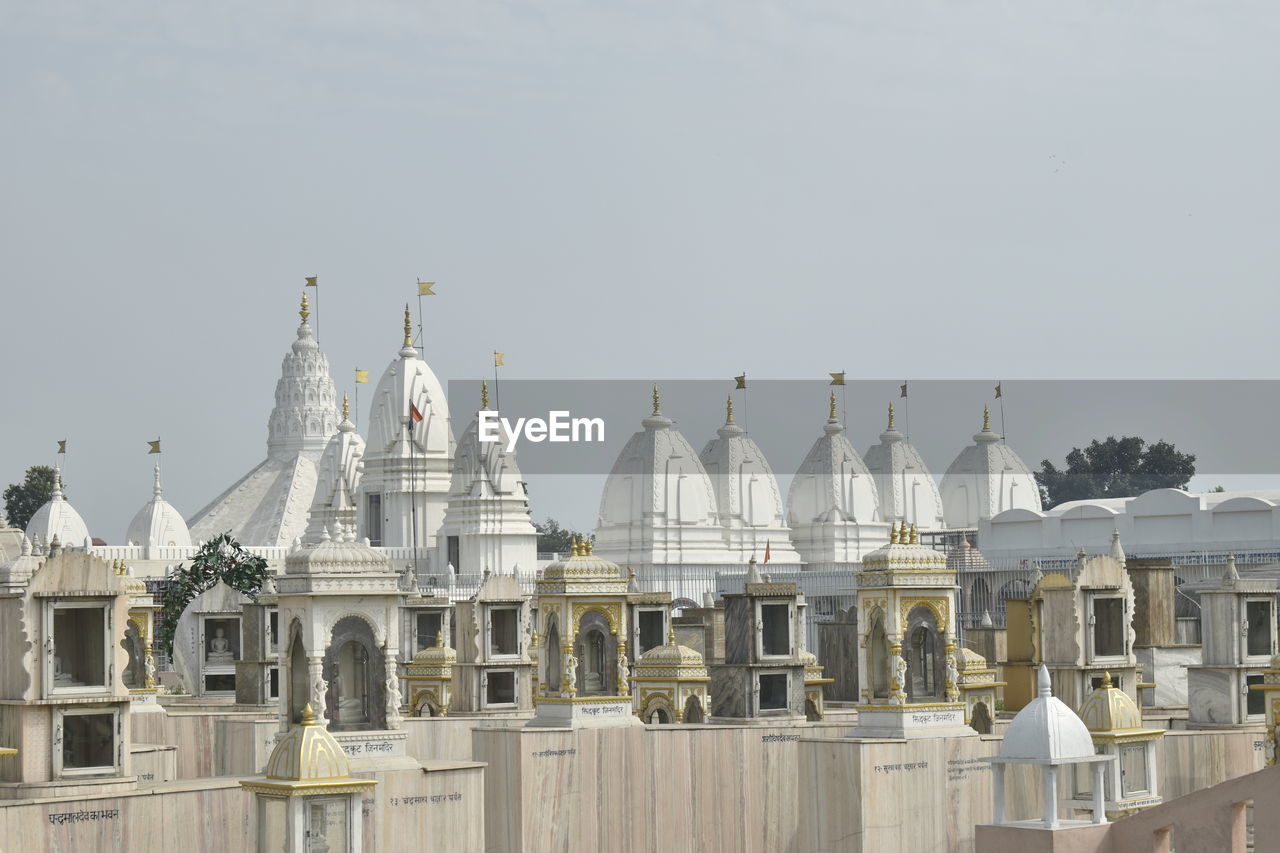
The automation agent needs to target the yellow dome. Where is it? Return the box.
[635,628,708,676]
[798,649,818,667]
[955,648,989,671]
[265,705,351,781]
[412,632,457,665]
[1078,672,1144,732]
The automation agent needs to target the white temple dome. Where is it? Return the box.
[25,467,90,549]
[939,406,1042,528]
[266,292,339,461]
[593,388,733,565]
[1000,665,1096,761]
[451,388,528,501]
[364,306,452,461]
[303,396,365,544]
[787,396,881,527]
[864,403,944,529]
[698,397,800,563]
[126,464,192,548]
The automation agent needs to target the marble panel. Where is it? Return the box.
[1188,667,1239,724]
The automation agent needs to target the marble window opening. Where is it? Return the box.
[55,706,119,778]
[545,618,562,693]
[47,601,111,696]
[684,695,706,723]
[121,621,145,690]
[308,797,352,853]
[759,602,792,658]
[1247,673,1266,717]
[488,607,519,658]
[906,605,944,702]
[1245,599,1274,660]
[415,611,443,654]
[324,616,387,731]
[258,797,288,850]
[1090,596,1126,661]
[366,494,383,547]
[574,611,617,697]
[636,609,666,655]
[485,670,517,707]
[1120,744,1149,796]
[201,615,241,695]
[758,672,789,712]
[868,617,889,699]
[288,632,308,725]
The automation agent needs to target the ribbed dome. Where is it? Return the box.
[285,525,389,574]
[635,629,709,677]
[1078,672,1143,732]
[864,404,943,529]
[126,464,192,548]
[541,546,625,582]
[954,647,989,671]
[699,398,799,563]
[266,294,339,461]
[940,407,1041,528]
[860,525,949,572]
[265,705,352,781]
[1000,665,1096,761]
[412,632,457,665]
[26,468,90,549]
[594,389,732,565]
[364,307,452,462]
[787,400,880,527]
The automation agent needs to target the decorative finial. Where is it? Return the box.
[570,536,580,558]
[983,404,990,431]
[1102,671,1113,689]
[829,391,837,421]
[652,384,661,416]
[890,522,899,544]
[403,304,413,348]
[153,462,163,498]
[436,630,444,648]
[342,393,350,422]
[481,378,490,410]
[584,537,593,556]
[887,402,895,430]
[726,395,734,423]
[300,703,317,725]
[668,625,677,646]
[909,523,919,545]
[1036,663,1052,698]
[300,291,310,323]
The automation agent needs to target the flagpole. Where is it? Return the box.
[408,413,419,584]
[998,381,1007,443]
[493,353,502,411]
[739,372,747,427]
[353,376,359,429]
[314,280,321,344]
[903,381,910,439]
[841,369,847,426]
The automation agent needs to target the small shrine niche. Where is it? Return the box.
[172,582,248,698]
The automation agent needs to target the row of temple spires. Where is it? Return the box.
[889,523,921,545]
[569,536,595,557]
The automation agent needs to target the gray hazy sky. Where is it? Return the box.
[2,2,1278,540]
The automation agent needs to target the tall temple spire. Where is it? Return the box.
[725,395,734,423]
[652,384,661,416]
[482,378,490,410]
[829,391,838,422]
[342,393,350,423]
[403,304,413,347]
[887,402,896,431]
[982,404,990,432]
[300,291,310,324]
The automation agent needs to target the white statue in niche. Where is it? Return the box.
[207,627,235,663]
[945,653,959,702]
[889,654,907,705]
[616,647,630,694]
[564,653,578,696]
[53,655,83,687]
[310,665,329,719]
[385,661,403,729]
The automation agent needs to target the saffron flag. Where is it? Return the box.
[409,402,425,424]
[147,440,161,454]
[57,440,66,454]
[305,276,317,287]
[494,352,505,367]
[900,382,909,398]
[735,374,746,389]
[829,372,845,386]
[764,541,772,563]
[994,382,1002,399]
[355,369,369,383]
[418,281,436,296]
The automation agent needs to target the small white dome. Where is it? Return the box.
[940,407,1042,528]
[594,389,732,564]
[864,404,944,529]
[26,468,90,549]
[787,399,880,526]
[126,464,192,548]
[699,398,800,563]
[1000,665,1096,762]
[364,306,452,462]
[304,403,365,544]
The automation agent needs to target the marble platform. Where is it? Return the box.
[525,697,642,728]
[850,702,978,739]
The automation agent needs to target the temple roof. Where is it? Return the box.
[26,467,90,549]
[939,407,1041,528]
[999,665,1096,763]
[787,395,880,526]
[126,464,192,548]
[863,403,943,529]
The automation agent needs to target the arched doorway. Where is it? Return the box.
[684,695,705,724]
[905,606,943,702]
[413,695,441,718]
[121,622,145,689]
[288,630,308,724]
[868,616,889,699]
[323,616,386,731]
[545,618,561,694]
[574,610,615,696]
[970,701,992,734]
[645,703,672,725]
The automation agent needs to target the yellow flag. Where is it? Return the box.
[57,440,66,454]
[494,352,505,367]
[418,280,436,296]
[305,276,317,287]
[355,369,369,384]
[147,440,161,454]
[829,372,845,386]
[734,374,746,389]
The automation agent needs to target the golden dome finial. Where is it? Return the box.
[570,536,580,558]
[436,630,444,649]
[829,391,837,421]
[584,536,593,556]
[652,384,661,416]
[300,292,310,323]
[909,523,919,545]
[890,522,899,544]
[481,378,490,410]
[726,395,734,423]
[403,304,413,348]
[887,402,896,430]
[983,404,990,431]
[1102,670,1112,688]
[342,393,350,422]
[300,703,318,726]
[668,624,677,646]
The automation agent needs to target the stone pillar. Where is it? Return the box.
[1128,558,1176,648]
[993,764,1006,824]
[1043,765,1058,829]
[1092,762,1106,824]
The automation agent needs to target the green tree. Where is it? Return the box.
[3,465,58,531]
[155,533,270,657]
[1036,436,1196,508]
[535,518,591,554]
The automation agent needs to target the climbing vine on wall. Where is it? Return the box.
[155,532,269,657]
